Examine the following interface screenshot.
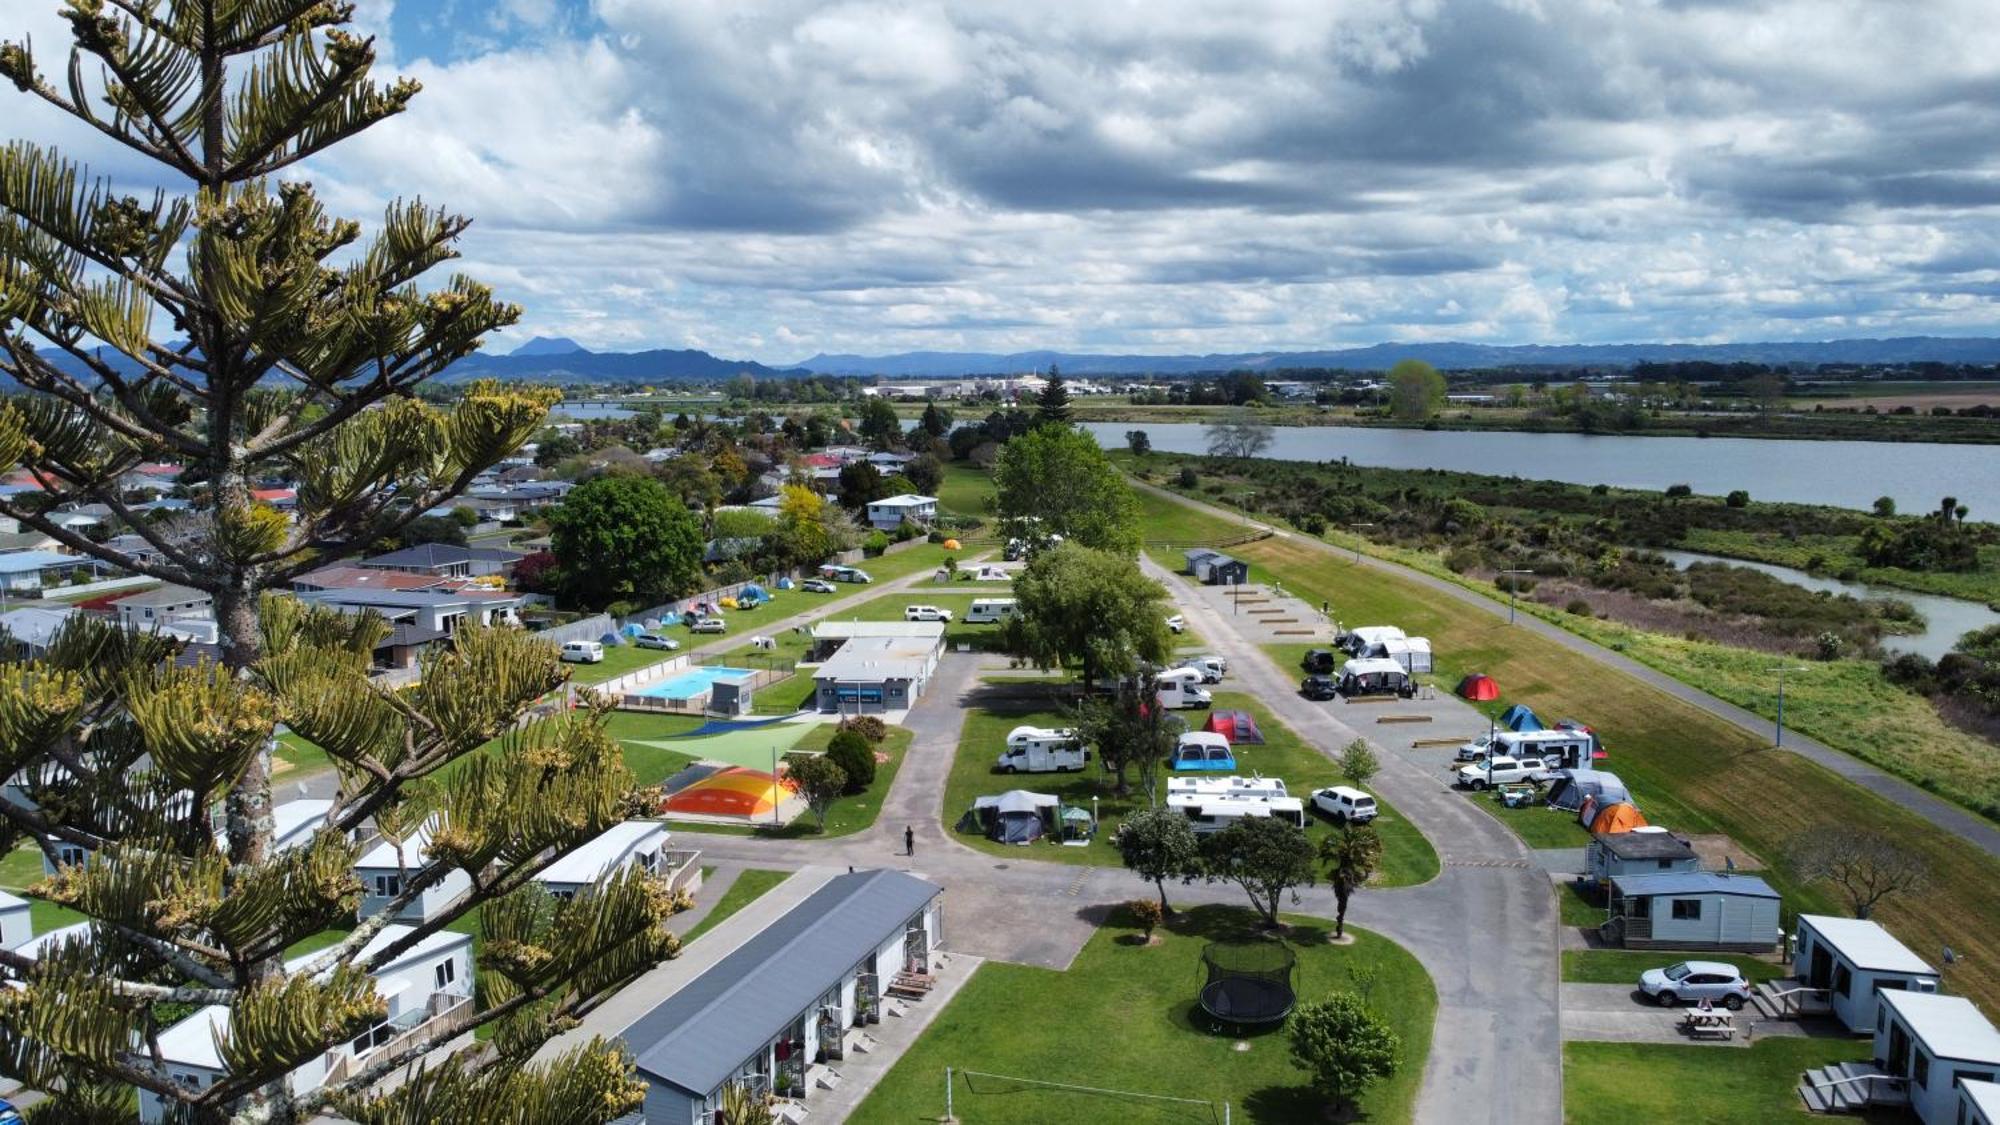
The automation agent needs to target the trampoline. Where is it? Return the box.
[1196,942,1297,1029]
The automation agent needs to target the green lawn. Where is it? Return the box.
[850,541,993,586]
[680,868,790,944]
[855,904,1435,1125]
[813,589,1012,650]
[942,691,1440,885]
[1558,881,1607,928]
[1561,949,1788,985]
[601,711,708,785]
[1564,1039,1886,1125]
[1467,792,1596,848]
[0,844,47,890]
[935,462,996,520]
[567,643,680,686]
[273,731,329,776]
[662,726,914,840]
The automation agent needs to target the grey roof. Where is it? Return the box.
[361,543,524,568]
[111,583,212,609]
[0,550,85,574]
[1880,991,2000,1062]
[1609,871,1778,899]
[625,869,941,1096]
[300,588,523,610]
[1596,830,1697,861]
[1797,914,1935,975]
[0,606,75,648]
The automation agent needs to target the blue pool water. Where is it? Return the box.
[635,667,755,700]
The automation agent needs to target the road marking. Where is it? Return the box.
[1443,856,1536,869]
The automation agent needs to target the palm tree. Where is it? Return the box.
[1320,824,1384,939]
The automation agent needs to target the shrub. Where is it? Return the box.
[1177,466,1200,489]
[1565,598,1593,617]
[862,530,890,555]
[1444,546,1485,574]
[891,521,922,543]
[825,730,876,793]
[605,599,637,619]
[1126,898,1163,940]
[1725,490,1750,508]
[839,715,889,743]
[1664,483,1693,498]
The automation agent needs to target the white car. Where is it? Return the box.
[1454,732,1497,762]
[1165,615,1187,634]
[1174,661,1223,684]
[904,605,955,623]
[1638,961,1752,1009]
[688,618,727,635]
[801,579,837,594]
[1311,786,1379,824]
[634,632,680,651]
[1454,756,1551,790]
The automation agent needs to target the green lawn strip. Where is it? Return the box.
[848,541,992,586]
[942,690,1440,885]
[273,731,329,776]
[1467,793,1597,849]
[1563,1039,1882,1125]
[1561,949,1789,985]
[567,643,680,686]
[1558,881,1607,928]
[601,711,709,786]
[1128,486,2000,1013]
[854,904,1434,1125]
[0,844,47,890]
[29,900,86,933]
[680,868,790,944]
[935,462,997,520]
[811,589,1011,650]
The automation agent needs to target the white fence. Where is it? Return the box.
[36,575,155,600]
[533,614,616,647]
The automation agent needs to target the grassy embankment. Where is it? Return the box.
[855,904,1435,1125]
[1128,482,2000,1014]
[941,691,1439,885]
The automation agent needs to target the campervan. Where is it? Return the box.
[1493,728,1597,770]
[966,598,1018,624]
[1337,658,1415,698]
[1340,625,1406,656]
[1169,793,1307,833]
[1174,657,1225,684]
[1154,667,1213,710]
[818,565,872,584]
[559,641,604,664]
[996,727,1089,773]
[1168,732,1236,772]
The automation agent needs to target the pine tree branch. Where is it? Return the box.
[13,467,209,575]
[75,24,206,177]
[0,947,234,1003]
[13,69,180,171]
[0,496,203,587]
[0,335,208,457]
[221,0,350,54]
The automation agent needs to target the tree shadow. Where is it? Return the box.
[1245,1083,1358,1123]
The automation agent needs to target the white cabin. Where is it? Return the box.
[1872,991,2000,1125]
[353,817,474,923]
[1167,790,1306,832]
[533,820,672,901]
[1793,914,1941,1033]
[0,890,30,950]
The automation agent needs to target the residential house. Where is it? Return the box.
[1584,829,1700,883]
[0,529,63,554]
[290,566,464,594]
[353,816,474,922]
[100,532,169,568]
[1602,871,1780,951]
[299,588,525,635]
[863,494,937,531]
[1801,991,2000,1121]
[532,820,681,901]
[1790,914,1940,1032]
[46,507,108,535]
[0,605,75,657]
[360,543,524,580]
[0,890,29,950]
[112,584,214,633]
[808,621,946,714]
[0,550,95,592]
[613,869,943,1124]
[134,925,475,1123]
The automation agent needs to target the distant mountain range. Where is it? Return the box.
[793,337,2000,377]
[17,335,2000,388]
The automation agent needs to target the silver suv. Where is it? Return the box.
[1638,961,1752,1008]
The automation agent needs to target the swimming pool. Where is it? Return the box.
[634,666,755,700]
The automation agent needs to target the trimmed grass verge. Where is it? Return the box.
[1561,949,1788,985]
[855,904,1435,1125]
[1564,1039,1888,1125]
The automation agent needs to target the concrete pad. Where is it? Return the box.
[1534,847,1588,874]
[810,951,986,1124]
[1560,983,1804,1046]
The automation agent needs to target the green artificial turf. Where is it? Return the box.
[855,904,1435,1124]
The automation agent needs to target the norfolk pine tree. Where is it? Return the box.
[0,3,680,1120]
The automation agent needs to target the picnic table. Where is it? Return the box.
[1680,1010,1735,1040]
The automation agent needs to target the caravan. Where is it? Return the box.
[1490,728,1598,769]
[1340,625,1405,656]
[1169,793,1307,833]
[966,598,1018,624]
[996,726,1089,774]
[1365,636,1433,675]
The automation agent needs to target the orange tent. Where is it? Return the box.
[663,767,796,819]
[1588,802,1648,834]
[942,538,961,550]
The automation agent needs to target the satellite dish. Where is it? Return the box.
[1943,946,1959,965]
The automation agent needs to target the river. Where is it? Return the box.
[1082,422,1999,516]
[1656,550,1999,660]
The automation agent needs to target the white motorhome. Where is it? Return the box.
[1170,793,1307,832]
[1154,667,1213,710]
[966,598,1018,624]
[996,726,1089,773]
[1168,775,1290,801]
[1493,728,1597,770]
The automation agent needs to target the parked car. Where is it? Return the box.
[1300,674,1340,700]
[905,604,955,622]
[1300,648,1337,674]
[1454,732,1498,762]
[1175,660,1223,684]
[1453,756,1551,790]
[801,578,837,593]
[1311,785,1379,824]
[559,640,604,664]
[1193,653,1228,674]
[634,632,680,650]
[1165,614,1187,634]
[1638,961,1752,1009]
[689,618,727,635]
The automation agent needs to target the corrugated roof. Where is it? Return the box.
[534,821,669,886]
[1797,914,1935,975]
[362,543,524,568]
[111,583,211,609]
[1881,991,2000,1062]
[1609,871,1778,899]
[625,869,940,1096]
[0,550,84,573]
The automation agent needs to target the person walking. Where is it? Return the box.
[904,825,915,857]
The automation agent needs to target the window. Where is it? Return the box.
[1913,1049,1930,1090]
[1657,859,1675,870]
[374,874,401,897]
[435,958,456,989]
[1835,965,1852,998]
[1670,899,1703,921]
[56,845,86,867]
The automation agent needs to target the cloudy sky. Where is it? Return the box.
[11,0,2000,361]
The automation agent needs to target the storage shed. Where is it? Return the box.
[1184,549,1249,586]
[1604,871,1780,952]
[1585,827,1700,883]
[1792,914,1941,1034]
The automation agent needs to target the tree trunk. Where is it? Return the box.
[1334,886,1350,939]
[1155,876,1174,918]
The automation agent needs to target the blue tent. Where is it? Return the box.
[620,623,644,637]
[597,632,625,647]
[776,577,796,590]
[1498,704,1541,731]
[742,584,770,601]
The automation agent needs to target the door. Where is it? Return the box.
[903,920,929,973]
[1809,942,1833,990]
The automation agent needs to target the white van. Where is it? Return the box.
[966,598,1018,624]
[996,726,1089,773]
[559,640,604,664]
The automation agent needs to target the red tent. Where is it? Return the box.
[1456,674,1500,701]
[1202,710,1266,745]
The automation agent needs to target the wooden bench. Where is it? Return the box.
[1681,1011,1735,1040]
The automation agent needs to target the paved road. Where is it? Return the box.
[1137,479,2000,860]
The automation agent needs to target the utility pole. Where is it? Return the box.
[1500,569,1535,624]
[1774,664,1810,748]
